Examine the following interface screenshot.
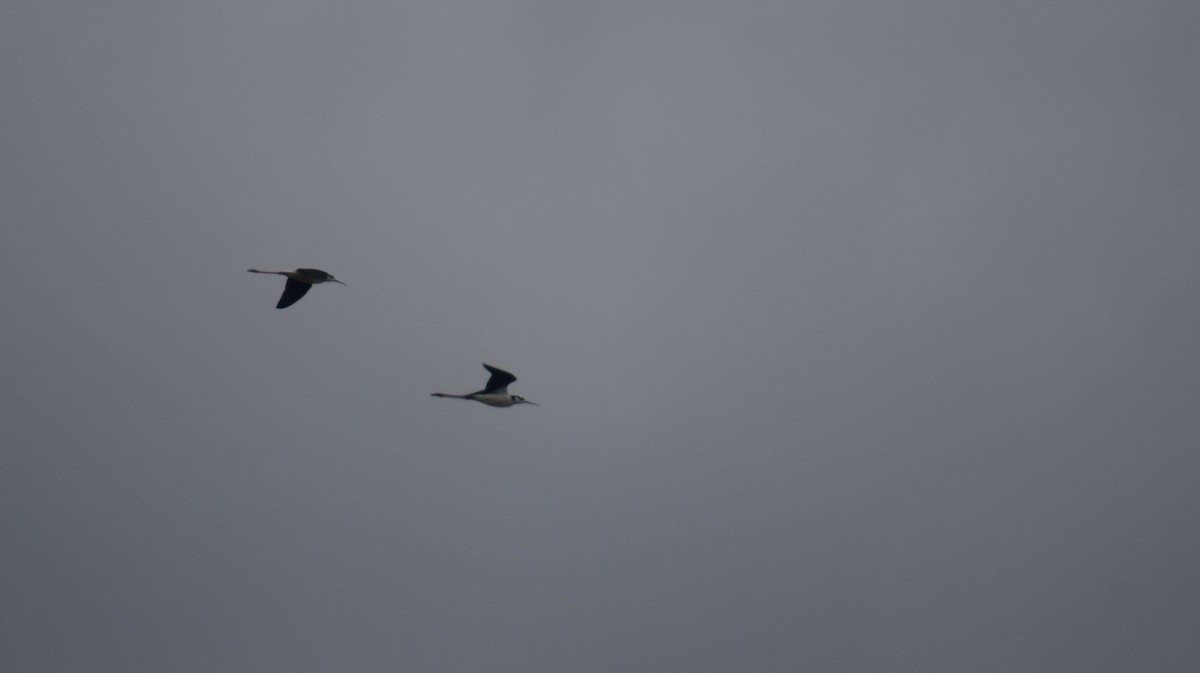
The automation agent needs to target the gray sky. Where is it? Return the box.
[3,1,1199,671]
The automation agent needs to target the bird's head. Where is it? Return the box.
[512,395,538,406]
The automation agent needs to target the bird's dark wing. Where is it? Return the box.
[482,363,517,393]
[276,277,313,308]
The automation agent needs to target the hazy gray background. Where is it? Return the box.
[3,1,1198,671]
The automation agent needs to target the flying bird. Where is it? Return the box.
[432,363,538,407]
[247,268,346,308]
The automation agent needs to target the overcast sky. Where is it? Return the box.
[3,1,1199,671]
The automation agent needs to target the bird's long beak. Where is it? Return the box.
[332,279,347,286]
[524,400,539,406]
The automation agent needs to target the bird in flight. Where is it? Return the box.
[432,363,538,407]
[248,268,346,308]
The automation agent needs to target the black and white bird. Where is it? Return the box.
[248,268,346,309]
[432,363,538,407]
